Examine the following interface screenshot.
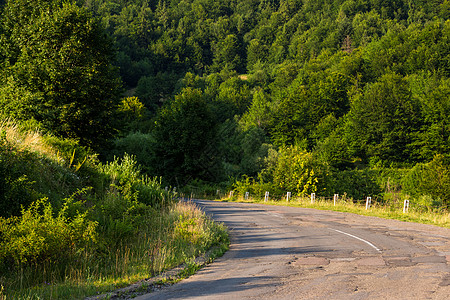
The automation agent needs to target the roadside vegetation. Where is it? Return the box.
[0,121,228,299]
[219,195,450,228]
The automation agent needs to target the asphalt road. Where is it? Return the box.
[136,200,450,300]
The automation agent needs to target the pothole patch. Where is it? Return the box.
[356,257,385,266]
[384,257,416,267]
[412,256,447,264]
[294,257,330,266]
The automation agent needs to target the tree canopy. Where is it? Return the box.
[1,0,449,202]
[0,0,121,147]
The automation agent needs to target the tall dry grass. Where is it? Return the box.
[0,119,59,161]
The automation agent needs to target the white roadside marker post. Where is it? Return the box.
[311,193,316,204]
[245,192,249,200]
[229,191,234,198]
[264,191,269,202]
[366,197,372,210]
[286,192,291,202]
[403,199,410,213]
[334,194,339,206]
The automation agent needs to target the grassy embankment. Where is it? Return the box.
[219,195,450,228]
[0,120,229,299]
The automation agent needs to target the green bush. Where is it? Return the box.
[92,154,173,244]
[0,140,44,217]
[322,169,382,200]
[112,132,156,175]
[43,135,98,173]
[0,197,97,265]
[403,155,450,206]
[98,154,171,207]
[233,175,256,196]
[272,146,319,196]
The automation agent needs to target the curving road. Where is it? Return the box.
[136,200,450,299]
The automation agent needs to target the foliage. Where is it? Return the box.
[152,88,218,184]
[98,154,171,207]
[344,73,421,166]
[322,169,383,200]
[403,154,450,205]
[0,121,228,299]
[0,0,122,148]
[0,122,87,217]
[51,1,449,194]
[2,1,450,296]
[271,146,320,196]
[270,67,350,148]
[112,132,156,174]
[0,197,97,265]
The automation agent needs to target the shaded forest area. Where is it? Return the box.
[2,0,450,207]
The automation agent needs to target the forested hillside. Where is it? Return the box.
[69,0,450,205]
[1,0,450,204]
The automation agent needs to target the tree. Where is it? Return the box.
[270,69,350,148]
[211,34,244,73]
[152,88,218,184]
[345,73,421,165]
[239,88,273,131]
[407,73,450,161]
[0,0,122,147]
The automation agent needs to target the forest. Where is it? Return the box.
[1,0,450,204]
[0,0,449,297]
[82,0,450,204]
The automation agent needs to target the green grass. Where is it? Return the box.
[219,196,450,228]
[0,201,229,300]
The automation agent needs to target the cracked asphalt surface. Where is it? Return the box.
[136,200,450,300]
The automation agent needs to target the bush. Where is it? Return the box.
[112,132,156,175]
[0,124,89,216]
[98,154,172,207]
[0,198,97,265]
[0,139,44,217]
[43,135,98,174]
[272,146,320,196]
[403,155,450,206]
[321,169,382,200]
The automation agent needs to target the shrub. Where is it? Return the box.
[98,154,171,206]
[0,139,43,217]
[0,122,88,216]
[112,132,156,175]
[43,135,98,174]
[272,146,319,196]
[0,198,97,265]
[403,155,450,206]
[321,169,382,200]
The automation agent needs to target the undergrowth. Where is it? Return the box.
[0,120,229,299]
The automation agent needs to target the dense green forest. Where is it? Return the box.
[83,0,449,205]
[1,0,450,206]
